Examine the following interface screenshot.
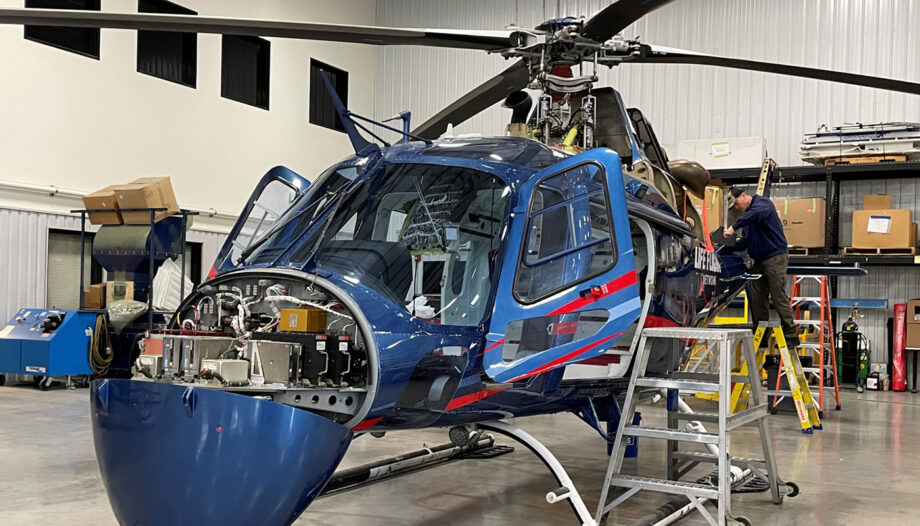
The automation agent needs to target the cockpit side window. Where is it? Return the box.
[229,179,298,262]
[514,162,616,303]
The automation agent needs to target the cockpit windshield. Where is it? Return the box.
[295,163,511,326]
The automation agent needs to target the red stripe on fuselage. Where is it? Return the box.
[352,417,383,432]
[477,338,505,357]
[509,331,623,383]
[444,388,504,411]
[548,270,638,316]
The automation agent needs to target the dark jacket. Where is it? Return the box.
[732,195,787,261]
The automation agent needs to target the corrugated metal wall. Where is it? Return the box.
[375,0,920,165]
[0,208,226,324]
[374,0,920,363]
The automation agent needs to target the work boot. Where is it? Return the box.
[785,333,801,349]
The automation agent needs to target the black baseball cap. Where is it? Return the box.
[727,187,745,207]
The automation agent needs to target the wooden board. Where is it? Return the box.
[843,246,918,255]
[824,154,908,166]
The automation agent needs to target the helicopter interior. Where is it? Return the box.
[315,162,510,326]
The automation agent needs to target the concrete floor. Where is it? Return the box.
[1,381,918,526]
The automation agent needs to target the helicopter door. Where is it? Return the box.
[483,149,641,383]
[211,166,309,275]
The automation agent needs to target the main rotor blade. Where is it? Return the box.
[0,8,518,51]
[582,0,675,43]
[631,45,920,95]
[411,60,530,140]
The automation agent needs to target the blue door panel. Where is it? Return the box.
[484,148,641,383]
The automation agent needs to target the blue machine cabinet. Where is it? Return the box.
[0,309,97,378]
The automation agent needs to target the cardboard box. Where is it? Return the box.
[908,299,920,324]
[863,194,892,210]
[83,283,106,309]
[132,176,179,214]
[114,177,179,224]
[907,324,920,348]
[688,186,724,233]
[851,209,917,249]
[774,198,826,247]
[81,185,122,225]
[106,280,135,304]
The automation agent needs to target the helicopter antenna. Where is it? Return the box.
[319,71,432,153]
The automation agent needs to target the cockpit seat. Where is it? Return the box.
[316,240,413,303]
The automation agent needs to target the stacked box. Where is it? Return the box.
[688,186,724,233]
[907,299,920,349]
[114,177,179,224]
[82,185,123,225]
[774,197,826,248]
[852,193,917,249]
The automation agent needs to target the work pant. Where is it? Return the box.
[749,253,797,342]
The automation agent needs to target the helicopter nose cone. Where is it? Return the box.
[91,379,352,526]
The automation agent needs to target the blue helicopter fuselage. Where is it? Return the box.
[91,136,749,526]
[199,136,748,432]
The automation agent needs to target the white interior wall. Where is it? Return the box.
[0,0,373,321]
[0,0,377,218]
[375,0,920,166]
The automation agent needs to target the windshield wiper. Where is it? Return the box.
[302,177,369,264]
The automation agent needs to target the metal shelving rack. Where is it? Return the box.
[714,161,920,262]
[714,161,920,297]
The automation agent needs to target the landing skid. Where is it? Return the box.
[477,421,598,526]
[318,434,510,498]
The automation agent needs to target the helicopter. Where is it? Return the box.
[3,1,920,525]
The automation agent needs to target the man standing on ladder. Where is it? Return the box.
[724,187,801,349]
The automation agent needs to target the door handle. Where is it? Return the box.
[579,285,605,298]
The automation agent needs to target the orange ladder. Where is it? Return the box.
[776,274,840,416]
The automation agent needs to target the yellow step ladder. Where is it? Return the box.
[766,327,822,433]
[731,324,821,433]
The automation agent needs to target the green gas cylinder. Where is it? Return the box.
[838,317,862,385]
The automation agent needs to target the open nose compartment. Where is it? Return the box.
[91,272,381,525]
[136,271,378,428]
